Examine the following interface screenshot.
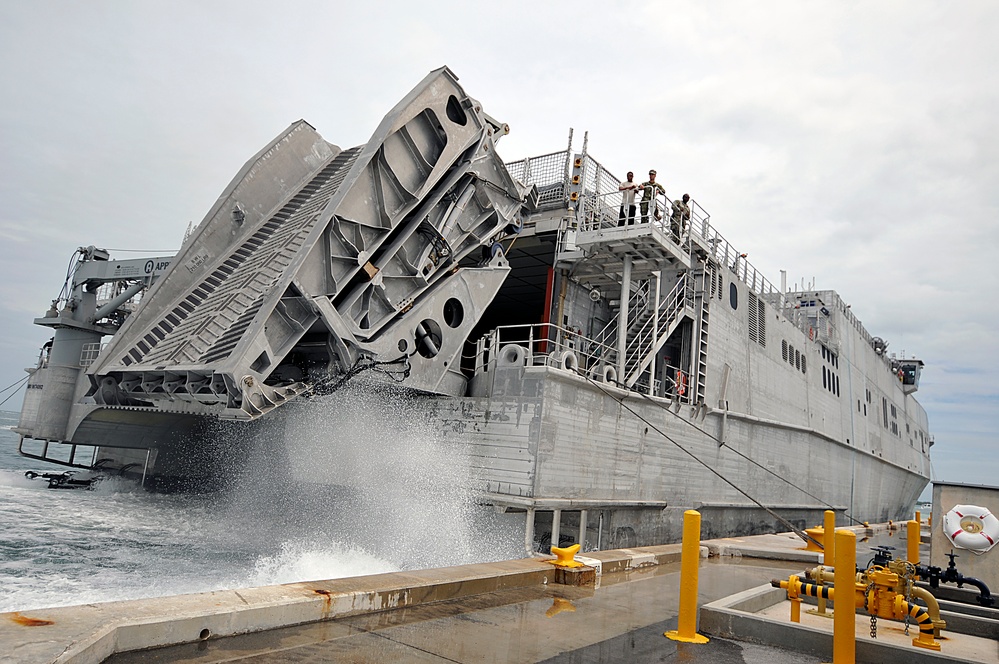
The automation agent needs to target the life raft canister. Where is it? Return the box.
[943,504,999,554]
[676,370,687,396]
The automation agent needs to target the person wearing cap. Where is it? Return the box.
[639,170,665,223]
[618,171,639,226]
[670,193,691,242]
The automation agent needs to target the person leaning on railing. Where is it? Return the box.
[639,169,665,223]
[670,194,691,242]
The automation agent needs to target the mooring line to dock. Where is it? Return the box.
[577,371,821,547]
[632,390,867,527]
[0,375,29,408]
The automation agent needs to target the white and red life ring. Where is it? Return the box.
[676,370,687,396]
[943,504,999,554]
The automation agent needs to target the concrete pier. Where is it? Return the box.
[3,523,995,664]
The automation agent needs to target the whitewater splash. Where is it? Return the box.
[0,387,524,613]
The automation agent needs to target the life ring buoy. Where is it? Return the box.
[676,370,687,396]
[943,504,999,554]
[809,327,815,341]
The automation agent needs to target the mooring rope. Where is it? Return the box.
[632,390,867,527]
[0,375,29,408]
[577,370,823,547]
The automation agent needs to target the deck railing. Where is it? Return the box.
[467,322,686,399]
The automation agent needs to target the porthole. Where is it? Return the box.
[729,283,738,310]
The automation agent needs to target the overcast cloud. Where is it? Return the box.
[1,1,995,489]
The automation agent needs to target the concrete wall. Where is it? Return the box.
[930,481,999,591]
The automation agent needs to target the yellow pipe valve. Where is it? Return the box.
[548,543,584,568]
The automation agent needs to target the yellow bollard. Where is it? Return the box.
[804,526,824,552]
[665,510,710,644]
[907,520,920,564]
[833,529,856,664]
[823,510,836,566]
[915,510,921,525]
[548,543,584,568]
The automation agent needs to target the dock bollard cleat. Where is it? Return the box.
[548,543,584,568]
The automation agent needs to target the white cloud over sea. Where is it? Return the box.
[0,0,996,488]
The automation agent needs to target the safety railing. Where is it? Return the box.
[505,150,571,210]
[590,279,653,350]
[686,214,788,314]
[471,322,615,379]
[623,275,693,383]
[469,319,690,400]
[509,147,794,320]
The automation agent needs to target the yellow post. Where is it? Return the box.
[666,510,709,644]
[907,520,920,564]
[833,529,856,664]
[808,509,837,617]
[823,510,836,566]
[915,509,921,525]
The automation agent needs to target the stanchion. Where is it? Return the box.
[907,519,920,564]
[833,529,856,664]
[823,510,836,566]
[665,510,709,643]
[915,509,922,525]
[810,509,836,617]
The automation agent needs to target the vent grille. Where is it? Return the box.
[748,293,766,348]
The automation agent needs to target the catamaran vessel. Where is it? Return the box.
[14,67,932,549]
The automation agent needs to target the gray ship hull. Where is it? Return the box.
[14,67,931,551]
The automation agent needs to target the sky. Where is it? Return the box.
[0,1,996,490]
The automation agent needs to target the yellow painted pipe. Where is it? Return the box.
[834,529,856,664]
[907,520,920,564]
[823,510,836,566]
[665,510,709,644]
[915,509,921,525]
[909,585,945,635]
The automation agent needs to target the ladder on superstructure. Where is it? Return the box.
[692,266,712,404]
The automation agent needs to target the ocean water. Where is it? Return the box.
[0,388,525,613]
